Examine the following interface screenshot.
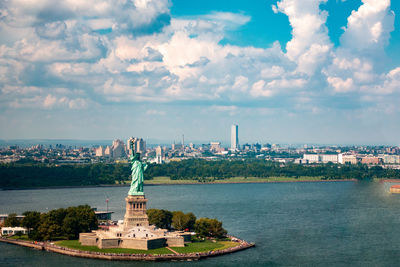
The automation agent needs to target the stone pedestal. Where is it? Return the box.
[123,195,149,230]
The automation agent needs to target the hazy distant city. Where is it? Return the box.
[2,125,400,169]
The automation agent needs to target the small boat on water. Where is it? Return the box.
[389,185,400,194]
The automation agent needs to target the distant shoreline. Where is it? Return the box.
[0,178,362,191]
[145,178,358,185]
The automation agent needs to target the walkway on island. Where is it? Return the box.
[166,247,179,255]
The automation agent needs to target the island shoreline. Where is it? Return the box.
[0,236,255,261]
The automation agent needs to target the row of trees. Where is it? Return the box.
[5,207,226,240]
[4,205,98,241]
[0,163,130,188]
[146,209,227,238]
[2,159,400,189]
[147,209,196,230]
[147,159,400,180]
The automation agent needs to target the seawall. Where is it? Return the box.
[0,236,254,261]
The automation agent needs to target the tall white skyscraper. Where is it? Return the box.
[231,124,239,151]
[155,146,163,164]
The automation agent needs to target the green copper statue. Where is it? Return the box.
[128,143,147,196]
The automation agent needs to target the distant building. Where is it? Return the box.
[210,142,221,152]
[303,154,320,163]
[253,143,261,151]
[361,157,382,165]
[0,214,25,227]
[231,124,239,151]
[294,158,308,164]
[95,146,105,157]
[321,154,338,163]
[135,138,146,154]
[171,143,183,151]
[94,211,114,221]
[383,155,400,164]
[339,154,358,164]
[112,139,126,159]
[303,154,338,164]
[127,137,146,155]
[242,143,251,151]
[155,146,163,164]
[104,146,112,157]
[1,227,28,236]
[0,215,7,226]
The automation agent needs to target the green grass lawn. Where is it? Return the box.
[8,235,31,241]
[171,240,238,254]
[212,176,325,183]
[55,240,171,255]
[144,176,199,184]
[55,239,239,255]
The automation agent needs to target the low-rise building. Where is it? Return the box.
[338,154,358,164]
[383,155,400,164]
[1,227,28,236]
[210,142,221,152]
[94,211,114,221]
[361,157,382,165]
[303,154,320,163]
[321,154,338,163]
[0,214,25,226]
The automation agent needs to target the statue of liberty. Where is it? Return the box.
[128,143,147,196]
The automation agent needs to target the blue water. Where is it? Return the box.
[1,181,400,266]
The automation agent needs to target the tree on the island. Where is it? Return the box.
[186,212,197,230]
[147,209,172,229]
[194,218,210,238]
[194,217,227,238]
[4,213,20,227]
[207,218,227,238]
[21,211,41,239]
[37,208,66,240]
[172,211,196,231]
[34,205,98,241]
[62,205,98,239]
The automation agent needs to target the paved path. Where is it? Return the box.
[166,247,179,255]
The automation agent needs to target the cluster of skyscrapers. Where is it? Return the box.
[95,137,146,159]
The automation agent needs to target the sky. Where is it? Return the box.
[0,0,400,145]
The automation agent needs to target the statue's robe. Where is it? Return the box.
[128,160,147,195]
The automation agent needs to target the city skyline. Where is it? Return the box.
[1,1,400,144]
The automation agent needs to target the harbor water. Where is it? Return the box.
[1,181,400,266]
